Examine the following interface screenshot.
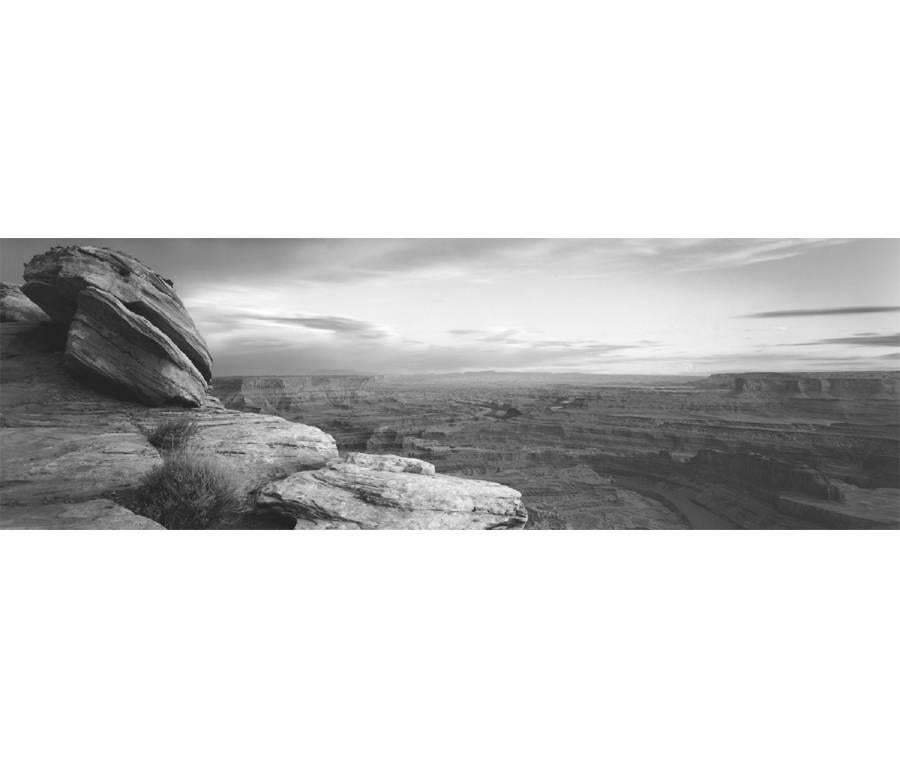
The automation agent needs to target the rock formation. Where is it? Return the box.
[66,287,208,406]
[18,245,213,406]
[257,453,527,529]
[0,246,526,530]
[0,283,50,322]
[23,245,212,378]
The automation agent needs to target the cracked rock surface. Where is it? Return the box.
[258,454,528,529]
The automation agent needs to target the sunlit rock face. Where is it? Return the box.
[257,456,528,530]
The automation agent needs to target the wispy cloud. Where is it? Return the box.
[668,238,846,272]
[131,237,857,289]
[238,312,389,339]
[784,333,900,347]
[442,327,651,354]
[741,305,900,319]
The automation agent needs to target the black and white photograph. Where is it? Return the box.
[1,2,897,768]
[1,238,898,530]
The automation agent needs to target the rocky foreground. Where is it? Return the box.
[0,246,527,530]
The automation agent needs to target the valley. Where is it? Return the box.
[211,370,900,529]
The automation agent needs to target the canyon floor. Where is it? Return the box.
[212,371,900,529]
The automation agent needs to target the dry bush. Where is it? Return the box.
[146,415,199,452]
[131,451,242,529]
[526,506,568,530]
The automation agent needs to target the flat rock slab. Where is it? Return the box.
[258,456,528,529]
[0,426,163,506]
[0,499,163,530]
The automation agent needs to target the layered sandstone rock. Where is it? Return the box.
[0,283,50,322]
[66,287,208,407]
[257,456,528,529]
[22,245,213,380]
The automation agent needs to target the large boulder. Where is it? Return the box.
[66,287,208,407]
[0,283,50,322]
[22,245,213,380]
[257,454,528,529]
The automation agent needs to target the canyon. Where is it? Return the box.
[211,370,900,529]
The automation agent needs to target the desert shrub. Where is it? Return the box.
[146,415,199,452]
[131,452,242,529]
[526,506,569,530]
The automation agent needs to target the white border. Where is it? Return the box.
[1,2,898,767]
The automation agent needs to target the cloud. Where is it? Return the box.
[740,305,900,319]
[667,238,846,272]
[238,312,389,339]
[784,333,900,347]
[442,327,650,353]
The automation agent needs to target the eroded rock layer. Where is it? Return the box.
[22,245,213,380]
[257,455,527,529]
[66,287,208,407]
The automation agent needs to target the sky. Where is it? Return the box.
[2,238,898,376]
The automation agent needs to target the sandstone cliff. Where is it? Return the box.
[0,247,526,530]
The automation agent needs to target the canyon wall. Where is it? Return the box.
[702,371,900,399]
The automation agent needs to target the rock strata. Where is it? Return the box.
[66,287,208,407]
[0,283,50,322]
[22,245,213,380]
[257,457,528,529]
